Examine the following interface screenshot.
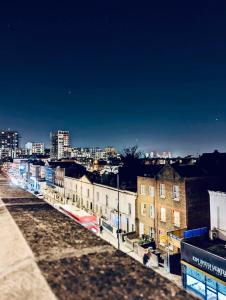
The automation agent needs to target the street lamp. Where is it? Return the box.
[116,164,123,250]
[109,164,122,250]
[117,172,120,250]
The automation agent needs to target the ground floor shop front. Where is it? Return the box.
[182,261,226,300]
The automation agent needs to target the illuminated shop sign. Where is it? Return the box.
[192,256,226,279]
[181,241,226,281]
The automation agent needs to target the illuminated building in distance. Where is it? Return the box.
[0,130,20,159]
[50,130,70,159]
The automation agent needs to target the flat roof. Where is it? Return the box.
[183,237,226,259]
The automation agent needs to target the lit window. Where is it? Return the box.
[141,203,146,216]
[140,185,146,195]
[160,207,166,222]
[150,204,155,218]
[149,227,155,239]
[149,186,155,197]
[160,184,165,198]
[174,211,180,227]
[173,185,179,200]
[186,275,205,297]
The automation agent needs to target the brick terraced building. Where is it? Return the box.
[137,164,222,253]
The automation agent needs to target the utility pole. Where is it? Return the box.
[117,171,120,250]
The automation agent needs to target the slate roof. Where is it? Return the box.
[172,164,208,178]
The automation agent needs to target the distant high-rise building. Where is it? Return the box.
[25,142,33,155]
[50,130,70,159]
[32,142,45,155]
[0,130,20,158]
[25,142,45,155]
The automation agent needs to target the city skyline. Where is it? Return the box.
[0,127,222,157]
[1,1,226,155]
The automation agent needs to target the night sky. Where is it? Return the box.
[1,1,226,155]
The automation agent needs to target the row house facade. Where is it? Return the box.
[137,164,221,253]
[64,175,137,237]
[28,162,45,192]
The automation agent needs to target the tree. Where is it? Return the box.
[119,145,143,190]
[120,145,141,166]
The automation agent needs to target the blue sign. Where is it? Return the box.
[184,227,208,239]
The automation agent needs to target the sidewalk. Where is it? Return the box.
[98,227,182,288]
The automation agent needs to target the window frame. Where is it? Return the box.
[150,203,155,219]
[173,185,180,201]
[149,186,155,197]
[160,207,166,222]
[173,210,180,227]
[140,184,146,195]
[141,203,146,216]
[160,183,166,198]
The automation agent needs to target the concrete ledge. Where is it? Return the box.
[0,194,56,300]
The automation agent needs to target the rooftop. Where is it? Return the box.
[183,237,226,259]
[172,164,208,178]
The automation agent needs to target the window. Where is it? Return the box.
[105,195,108,207]
[149,186,155,197]
[218,293,226,300]
[149,227,155,239]
[187,275,205,297]
[160,184,165,198]
[95,204,98,213]
[173,211,180,227]
[173,185,179,200]
[87,189,90,198]
[128,203,132,216]
[218,283,226,300]
[139,222,144,235]
[96,192,99,201]
[140,184,146,195]
[141,203,146,216]
[150,204,155,218]
[160,207,166,222]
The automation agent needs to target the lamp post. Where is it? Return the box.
[117,171,120,250]
[109,164,122,250]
